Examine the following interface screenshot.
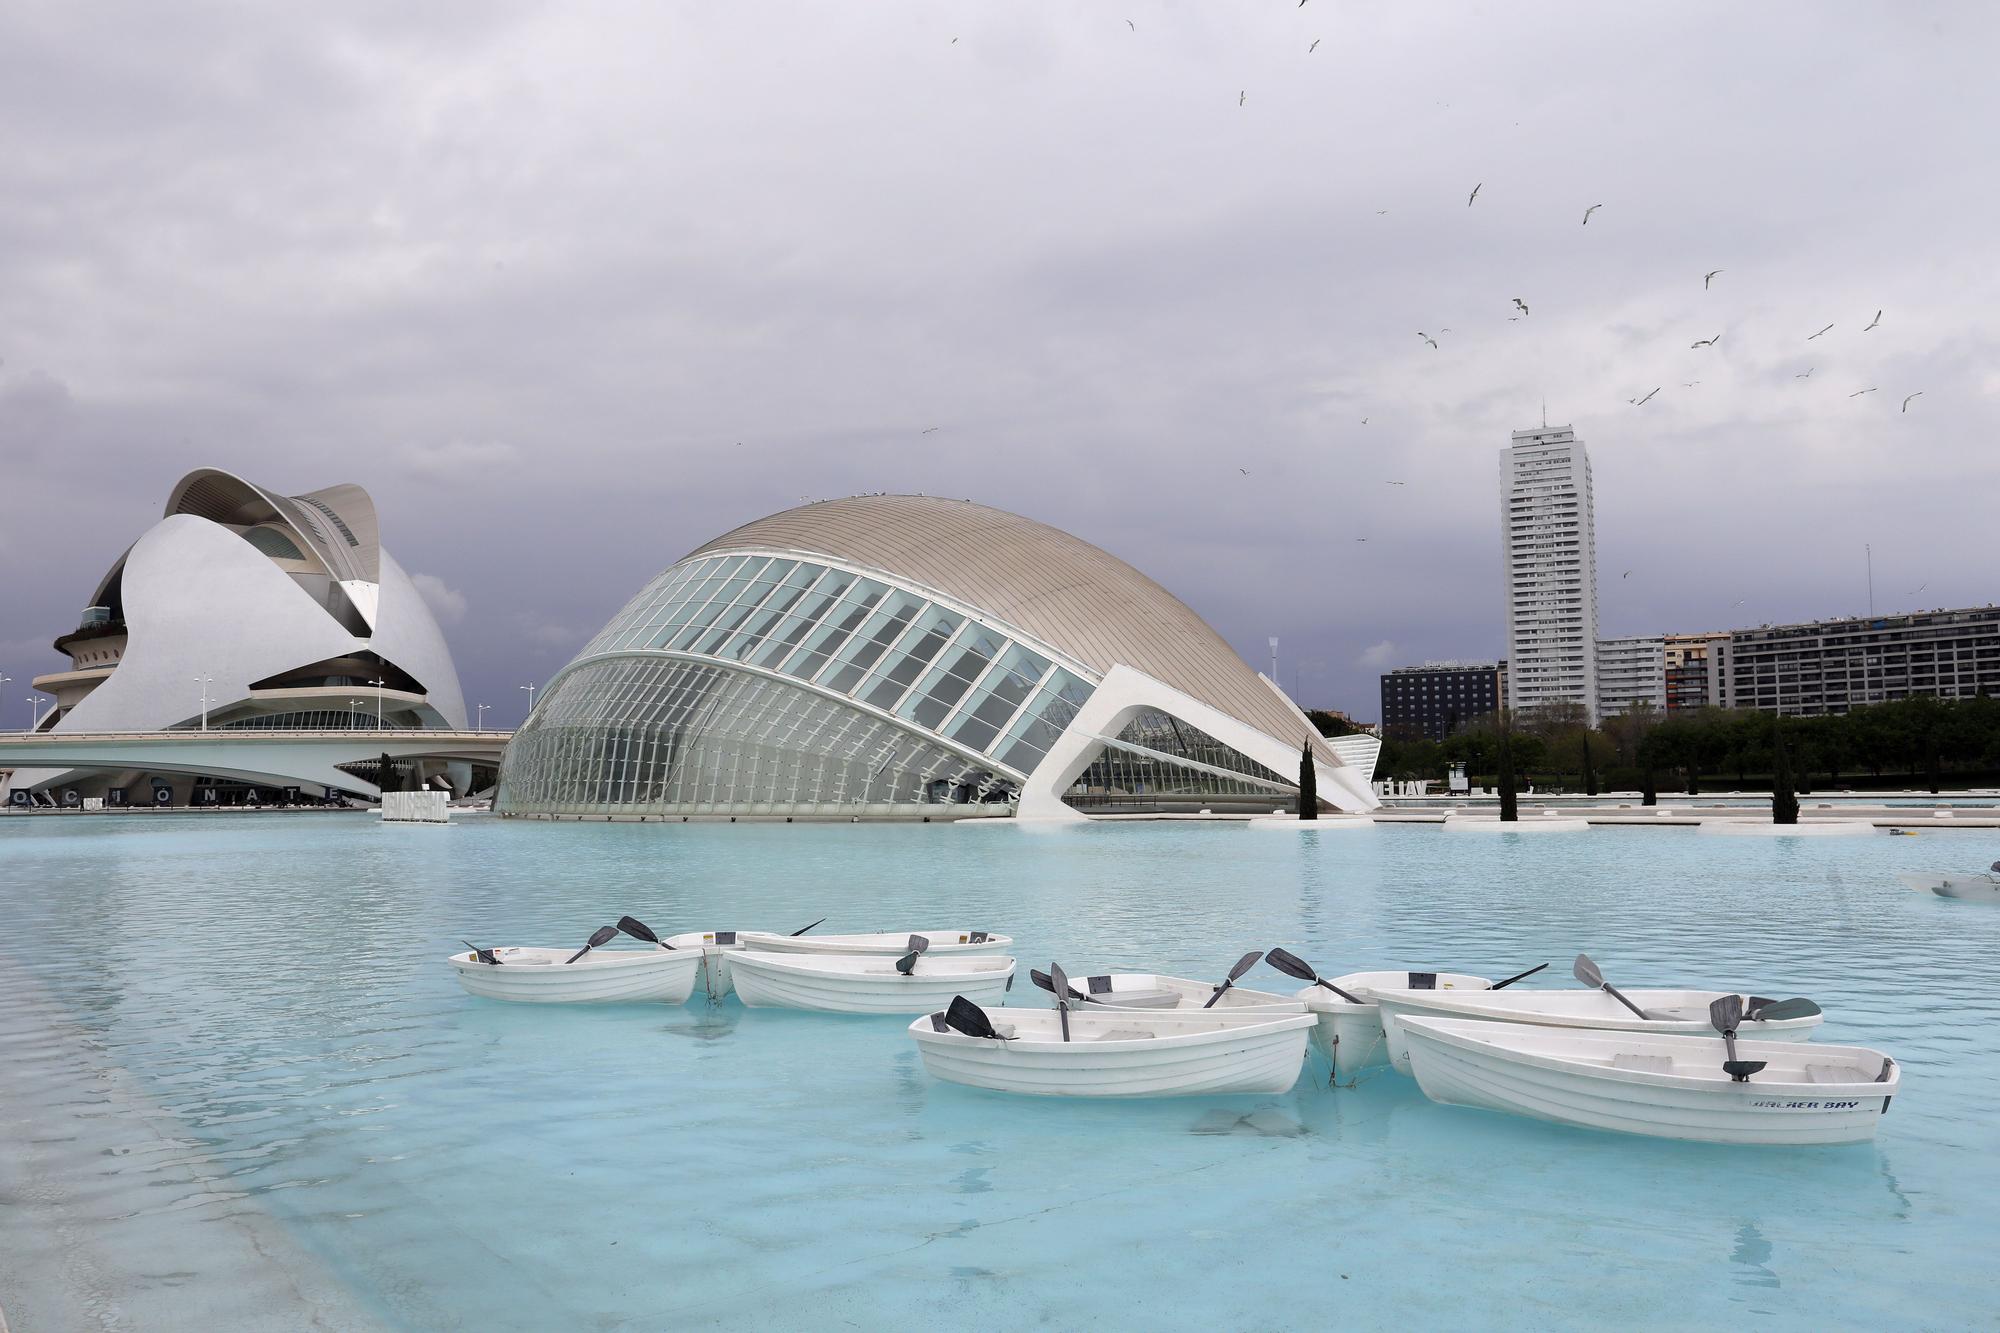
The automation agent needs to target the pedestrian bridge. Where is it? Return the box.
[0,729,510,799]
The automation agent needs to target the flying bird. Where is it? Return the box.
[1902,392,1923,412]
[1682,381,1702,388]
[1849,387,1876,397]
[1704,269,1723,289]
[1309,38,1320,52]
[1796,368,1814,378]
[1621,570,1633,579]
[1512,298,1529,316]
[1237,468,1250,475]
[1733,599,1746,607]
[1691,334,1721,348]
[1360,417,1370,424]
[1126,18,1135,30]
[1807,323,1835,340]
[921,426,941,435]
[1629,387,1660,406]
[1384,480,1405,486]
[1418,333,1438,349]
[1582,204,1602,225]
[1864,310,1882,331]
[1467,182,1482,207]
[1912,583,1928,596]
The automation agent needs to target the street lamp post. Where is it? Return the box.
[476,703,488,730]
[195,674,214,731]
[370,677,386,728]
[0,675,13,731]
[520,682,537,718]
[26,695,45,732]
[349,699,365,729]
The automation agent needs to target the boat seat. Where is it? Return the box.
[1099,990,1180,1010]
[1092,1028,1156,1042]
[1610,1054,1673,1074]
[1805,1063,1867,1084]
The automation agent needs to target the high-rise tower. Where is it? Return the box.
[1499,426,1600,721]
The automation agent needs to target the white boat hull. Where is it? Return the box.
[1294,971,1493,1083]
[911,1009,1314,1098]
[448,947,703,1004]
[739,929,1012,957]
[730,950,1015,1013]
[1374,988,1822,1075]
[664,931,751,998]
[1401,1017,1897,1146]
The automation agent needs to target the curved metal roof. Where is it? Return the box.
[165,468,380,584]
[687,495,1327,757]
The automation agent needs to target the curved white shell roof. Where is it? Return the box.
[687,495,1321,755]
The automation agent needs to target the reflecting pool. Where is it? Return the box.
[1,814,1995,1328]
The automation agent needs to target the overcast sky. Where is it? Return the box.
[3,2,1996,727]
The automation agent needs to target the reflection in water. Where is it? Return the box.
[1730,1222,1781,1289]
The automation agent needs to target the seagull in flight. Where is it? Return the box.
[1582,204,1602,225]
[1807,323,1835,340]
[1849,387,1877,397]
[1629,387,1661,406]
[1704,269,1723,289]
[1512,298,1529,316]
[1384,480,1406,485]
[1467,182,1482,207]
[1622,570,1633,579]
[1360,417,1369,424]
[1237,467,1250,475]
[1682,381,1702,387]
[1239,91,1246,106]
[1691,334,1721,348]
[1126,18,1135,30]
[921,426,941,435]
[1309,38,1320,52]
[1796,367,1814,378]
[1902,392,1924,412]
[1418,333,1438,349]
[1864,310,1882,332]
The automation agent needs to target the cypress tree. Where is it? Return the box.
[1771,723,1799,825]
[1297,741,1319,820]
[1580,732,1598,797]
[1498,726,1518,822]
[1641,765,1657,807]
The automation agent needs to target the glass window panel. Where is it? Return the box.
[751,570,857,670]
[859,608,963,711]
[782,585,885,681]
[719,563,824,661]
[819,592,924,695]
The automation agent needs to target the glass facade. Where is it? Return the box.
[1065,709,1295,811]
[499,552,1107,816]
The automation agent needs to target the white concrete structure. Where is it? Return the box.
[1595,634,1666,717]
[1499,427,1600,722]
[499,495,1377,821]
[8,468,470,804]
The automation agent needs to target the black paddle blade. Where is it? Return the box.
[1746,997,1821,1022]
[565,924,619,964]
[1489,962,1549,990]
[1724,1060,1768,1082]
[1264,947,1317,982]
[1048,962,1073,1041]
[1226,950,1265,983]
[1029,968,1055,993]
[617,915,663,945]
[1709,994,1745,1034]
[943,995,1010,1040]
[790,918,828,937]
[896,937,929,976]
[1573,953,1605,989]
[461,939,500,966]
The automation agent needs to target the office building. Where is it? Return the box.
[1379,662,1503,741]
[1595,635,1666,717]
[1720,606,2000,715]
[1499,426,1600,721]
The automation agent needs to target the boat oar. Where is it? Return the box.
[790,918,828,936]
[896,935,930,976]
[1709,994,1767,1082]
[1263,948,1364,1004]
[1488,962,1549,990]
[616,916,675,949]
[1573,953,1667,1021]
[461,939,501,966]
[565,925,618,964]
[1029,969,1100,1004]
[1203,950,1266,1009]
[943,995,1014,1041]
[1048,962,1074,1042]
[1744,996,1821,1022]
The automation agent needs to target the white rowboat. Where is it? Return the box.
[448,947,703,1004]
[1372,987,1823,1075]
[738,929,1012,957]
[1061,973,1302,1012]
[1896,871,2000,903]
[1401,1016,1898,1145]
[663,931,753,998]
[1294,971,1493,1083]
[910,1007,1315,1098]
[730,951,1015,1013]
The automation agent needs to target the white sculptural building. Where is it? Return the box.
[498,494,1377,820]
[11,469,471,805]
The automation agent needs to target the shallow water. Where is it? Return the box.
[1,814,1996,1328]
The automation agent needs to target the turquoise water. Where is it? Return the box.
[1,814,1996,1329]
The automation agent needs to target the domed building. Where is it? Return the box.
[10,468,471,805]
[498,495,1377,820]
